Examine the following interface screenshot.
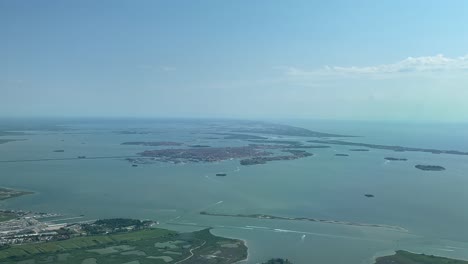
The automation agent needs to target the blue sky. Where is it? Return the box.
[2,0,468,121]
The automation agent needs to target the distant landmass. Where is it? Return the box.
[0,139,25,145]
[199,212,406,232]
[385,157,407,161]
[308,139,468,155]
[415,165,446,171]
[211,133,268,140]
[231,122,350,137]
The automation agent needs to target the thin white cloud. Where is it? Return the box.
[137,64,176,72]
[285,54,468,77]
[160,66,176,72]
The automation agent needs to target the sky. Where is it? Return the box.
[2,0,468,122]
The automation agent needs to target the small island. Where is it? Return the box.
[335,154,349,156]
[53,149,65,152]
[0,139,24,145]
[189,144,211,148]
[375,250,468,264]
[0,187,33,201]
[364,194,375,198]
[384,157,407,161]
[415,165,446,171]
[350,148,370,152]
[216,173,227,176]
[199,212,406,231]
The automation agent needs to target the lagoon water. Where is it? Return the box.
[1,119,468,264]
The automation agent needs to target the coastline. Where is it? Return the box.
[0,186,34,201]
[234,238,249,264]
[367,249,397,264]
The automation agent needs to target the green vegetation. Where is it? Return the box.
[0,227,247,264]
[0,211,17,222]
[82,218,152,234]
[375,250,468,264]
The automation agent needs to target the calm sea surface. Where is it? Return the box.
[1,119,468,264]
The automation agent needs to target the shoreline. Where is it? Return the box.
[200,212,408,232]
[233,238,249,264]
[0,186,34,201]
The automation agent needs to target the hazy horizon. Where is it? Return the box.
[3,0,468,121]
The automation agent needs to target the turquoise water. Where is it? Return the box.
[1,119,468,263]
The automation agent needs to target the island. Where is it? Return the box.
[121,141,183,146]
[53,149,65,152]
[0,217,248,264]
[0,139,24,145]
[385,157,407,161]
[364,194,375,198]
[216,173,227,176]
[199,212,406,232]
[231,123,349,137]
[128,144,314,166]
[335,154,349,156]
[415,165,446,171]
[248,139,330,149]
[308,139,468,156]
[240,150,313,165]
[0,187,32,201]
[134,146,272,164]
[375,250,468,264]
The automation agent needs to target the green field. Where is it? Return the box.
[0,211,17,222]
[375,250,468,264]
[0,228,247,264]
